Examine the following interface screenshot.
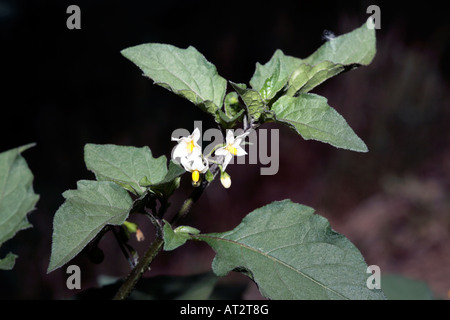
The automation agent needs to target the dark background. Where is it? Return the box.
[0,0,449,299]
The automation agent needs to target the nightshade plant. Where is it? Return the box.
[44,21,385,299]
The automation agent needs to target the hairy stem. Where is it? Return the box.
[112,237,164,300]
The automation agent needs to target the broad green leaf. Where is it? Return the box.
[195,200,385,300]
[251,22,376,97]
[121,43,227,116]
[150,160,184,186]
[149,160,186,198]
[272,94,368,152]
[141,160,185,197]
[0,144,39,270]
[84,144,167,195]
[250,49,300,94]
[285,22,376,95]
[229,82,266,121]
[163,220,200,251]
[47,180,133,273]
[258,58,286,101]
[303,22,376,67]
[286,61,345,96]
[381,274,434,300]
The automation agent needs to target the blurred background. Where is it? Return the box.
[0,0,449,299]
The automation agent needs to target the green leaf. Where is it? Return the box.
[150,160,185,186]
[195,200,385,300]
[251,22,376,97]
[250,49,300,94]
[272,94,368,152]
[286,61,345,96]
[303,22,376,67]
[286,22,376,95]
[47,180,133,273]
[0,252,17,270]
[121,43,227,117]
[144,160,185,198]
[229,82,266,121]
[162,220,200,251]
[0,144,39,270]
[84,144,168,195]
[258,58,285,101]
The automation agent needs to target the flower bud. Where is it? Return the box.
[220,171,231,189]
[136,228,145,242]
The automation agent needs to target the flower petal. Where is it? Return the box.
[199,158,209,173]
[222,153,233,171]
[172,142,188,160]
[191,127,201,143]
[180,156,191,171]
[225,130,235,145]
[191,145,202,157]
[235,146,247,156]
[234,132,250,146]
[214,147,228,156]
[238,131,250,139]
[190,156,209,173]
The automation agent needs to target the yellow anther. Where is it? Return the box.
[226,145,238,155]
[186,140,195,153]
[191,170,200,183]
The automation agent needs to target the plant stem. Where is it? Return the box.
[112,164,219,300]
[112,237,164,300]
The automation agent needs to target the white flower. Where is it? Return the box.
[215,130,249,171]
[171,127,202,162]
[180,154,209,186]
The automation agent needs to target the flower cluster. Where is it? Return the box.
[171,127,248,188]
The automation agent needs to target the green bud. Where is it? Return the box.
[174,225,201,235]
